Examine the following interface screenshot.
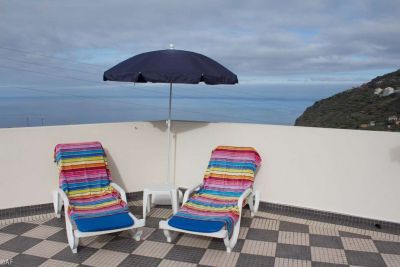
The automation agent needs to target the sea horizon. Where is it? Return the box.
[0,82,360,128]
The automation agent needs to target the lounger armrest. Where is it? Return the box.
[182,183,202,205]
[110,182,128,203]
[237,188,252,213]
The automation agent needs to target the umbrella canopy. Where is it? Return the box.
[103,49,238,85]
[103,47,238,186]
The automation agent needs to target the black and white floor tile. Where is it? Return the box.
[0,201,399,266]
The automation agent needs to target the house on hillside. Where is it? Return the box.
[374,87,400,97]
[388,115,400,125]
[381,87,395,96]
[374,88,383,95]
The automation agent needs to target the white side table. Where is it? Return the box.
[143,185,179,222]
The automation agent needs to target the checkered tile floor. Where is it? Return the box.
[1,201,400,267]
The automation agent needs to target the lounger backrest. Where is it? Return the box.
[203,146,261,192]
[54,141,113,198]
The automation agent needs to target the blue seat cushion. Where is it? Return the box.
[168,216,225,233]
[74,212,134,232]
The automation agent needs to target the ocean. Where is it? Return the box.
[0,83,359,128]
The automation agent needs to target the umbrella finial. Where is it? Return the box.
[169,43,175,50]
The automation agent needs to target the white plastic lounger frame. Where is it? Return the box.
[159,183,260,253]
[53,182,144,253]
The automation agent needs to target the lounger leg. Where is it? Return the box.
[249,191,260,217]
[170,189,178,215]
[228,221,241,251]
[248,193,255,217]
[223,236,232,253]
[254,191,260,214]
[71,236,79,254]
[148,194,152,212]
[53,191,62,218]
[66,219,78,253]
[143,190,149,221]
[163,229,172,243]
[133,229,142,241]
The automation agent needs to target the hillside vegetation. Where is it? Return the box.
[295,69,400,131]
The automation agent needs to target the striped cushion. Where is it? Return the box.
[169,146,261,236]
[54,141,129,221]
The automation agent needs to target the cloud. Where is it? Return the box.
[0,0,399,87]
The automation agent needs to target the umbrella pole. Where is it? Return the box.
[167,82,172,185]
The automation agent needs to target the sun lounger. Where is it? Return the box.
[159,146,261,252]
[52,141,144,253]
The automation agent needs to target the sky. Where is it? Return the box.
[0,0,400,91]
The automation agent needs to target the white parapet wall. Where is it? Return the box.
[0,121,399,224]
[172,122,400,223]
[0,121,169,209]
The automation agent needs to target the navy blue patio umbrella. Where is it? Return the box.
[103,45,238,184]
